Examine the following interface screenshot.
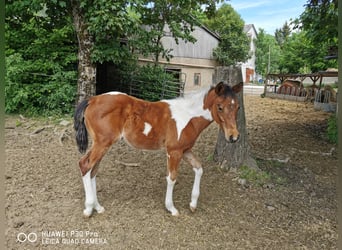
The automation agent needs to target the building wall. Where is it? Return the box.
[241,24,257,83]
[139,25,221,92]
[161,25,219,59]
[139,56,219,92]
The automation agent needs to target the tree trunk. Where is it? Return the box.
[71,0,97,104]
[213,66,258,170]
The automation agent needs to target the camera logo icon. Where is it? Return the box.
[17,232,38,243]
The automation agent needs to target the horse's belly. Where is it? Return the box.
[122,132,164,150]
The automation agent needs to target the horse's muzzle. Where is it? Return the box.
[227,134,239,143]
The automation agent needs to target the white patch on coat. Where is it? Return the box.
[161,89,212,140]
[143,122,152,136]
[231,99,235,104]
[103,91,127,96]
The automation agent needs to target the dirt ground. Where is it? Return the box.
[5,95,337,249]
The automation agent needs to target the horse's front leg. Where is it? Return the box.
[183,151,203,212]
[165,150,182,216]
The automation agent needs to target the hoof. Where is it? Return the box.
[83,208,93,218]
[167,207,179,216]
[189,205,196,213]
[171,210,180,216]
[95,206,105,214]
[83,212,92,218]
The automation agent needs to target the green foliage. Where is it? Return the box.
[255,29,281,77]
[84,0,139,65]
[201,3,250,66]
[255,0,337,77]
[240,160,288,187]
[132,65,179,101]
[134,0,215,63]
[238,165,271,186]
[294,0,338,49]
[327,115,337,144]
[5,54,77,116]
[278,30,336,73]
[5,1,77,115]
[274,21,291,49]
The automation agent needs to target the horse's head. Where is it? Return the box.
[204,82,243,142]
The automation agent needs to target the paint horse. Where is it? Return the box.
[74,82,243,217]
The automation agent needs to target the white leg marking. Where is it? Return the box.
[165,175,179,216]
[190,167,203,211]
[142,122,152,136]
[82,171,95,217]
[91,176,105,214]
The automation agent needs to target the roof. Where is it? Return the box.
[199,24,221,41]
[243,24,258,37]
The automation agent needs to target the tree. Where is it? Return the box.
[71,0,219,102]
[5,0,221,107]
[201,3,250,66]
[70,0,138,103]
[135,1,216,64]
[213,66,257,170]
[293,0,338,60]
[274,21,291,49]
[5,1,78,115]
[294,0,337,48]
[255,29,281,78]
[278,31,309,73]
[278,30,336,73]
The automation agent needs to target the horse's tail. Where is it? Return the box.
[74,99,89,154]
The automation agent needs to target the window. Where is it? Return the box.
[194,73,201,86]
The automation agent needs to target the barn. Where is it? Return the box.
[138,24,221,92]
[96,23,256,96]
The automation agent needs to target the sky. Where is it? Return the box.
[228,0,308,35]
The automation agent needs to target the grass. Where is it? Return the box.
[238,165,271,187]
[238,159,288,187]
[327,115,337,144]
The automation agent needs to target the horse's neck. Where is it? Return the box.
[193,116,213,132]
[162,89,213,140]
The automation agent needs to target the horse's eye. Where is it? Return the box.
[217,105,223,112]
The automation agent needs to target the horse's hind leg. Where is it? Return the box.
[91,172,105,213]
[79,141,113,217]
[82,169,96,217]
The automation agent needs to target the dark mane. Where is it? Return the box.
[211,82,236,97]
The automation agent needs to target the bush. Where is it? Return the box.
[5,53,77,116]
[131,65,181,101]
[327,115,337,144]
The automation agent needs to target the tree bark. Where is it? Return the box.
[71,0,97,104]
[213,66,258,170]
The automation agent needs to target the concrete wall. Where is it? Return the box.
[139,57,218,92]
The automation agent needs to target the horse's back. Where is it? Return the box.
[84,92,174,150]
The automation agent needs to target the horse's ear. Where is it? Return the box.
[232,82,243,94]
[203,92,214,110]
[215,82,225,95]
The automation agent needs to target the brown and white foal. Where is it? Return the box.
[74,82,243,217]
